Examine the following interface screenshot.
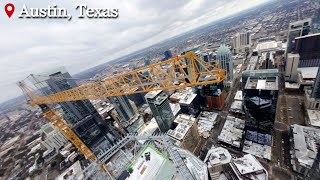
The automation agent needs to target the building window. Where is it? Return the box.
[316,103,319,109]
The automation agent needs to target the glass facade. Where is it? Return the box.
[217,45,233,81]
[31,68,115,154]
[145,91,174,132]
[108,95,136,123]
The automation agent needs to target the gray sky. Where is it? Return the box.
[0,0,268,103]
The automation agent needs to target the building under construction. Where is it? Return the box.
[78,134,209,180]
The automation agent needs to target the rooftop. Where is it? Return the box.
[298,67,319,79]
[242,69,279,77]
[57,161,82,180]
[256,41,278,51]
[126,145,208,180]
[126,145,176,180]
[105,149,134,178]
[245,77,278,90]
[234,90,243,101]
[197,111,218,138]
[243,140,272,160]
[204,147,232,168]
[291,124,320,168]
[144,90,162,100]
[307,110,320,127]
[167,114,195,142]
[170,88,197,105]
[218,116,245,148]
[230,101,243,114]
[285,82,300,89]
[231,154,268,180]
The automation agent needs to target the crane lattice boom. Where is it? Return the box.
[18,51,226,168]
[31,52,226,105]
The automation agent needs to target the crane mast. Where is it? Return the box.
[18,51,226,166]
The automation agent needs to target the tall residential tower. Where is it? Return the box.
[145,90,175,132]
[217,44,233,82]
[30,68,116,154]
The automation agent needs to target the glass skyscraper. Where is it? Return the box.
[145,90,174,132]
[108,95,136,123]
[29,67,115,154]
[217,44,233,82]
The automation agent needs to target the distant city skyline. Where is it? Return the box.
[0,0,270,103]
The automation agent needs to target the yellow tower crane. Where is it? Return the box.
[18,51,226,161]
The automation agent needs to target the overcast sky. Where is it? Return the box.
[0,0,269,103]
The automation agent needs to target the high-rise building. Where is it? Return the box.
[144,58,151,66]
[294,33,320,67]
[206,91,225,110]
[231,31,252,53]
[169,87,200,116]
[195,82,225,110]
[312,9,320,33]
[39,123,68,151]
[204,147,233,179]
[167,114,201,154]
[164,50,173,60]
[108,95,136,123]
[145,90,175,132]
[243,76,279,133]
[30,68,115,154]
[127,89,146,108]
[286,18,312,54]
[204,147,268,180]
[216,44,233,82]
[285,53,300,81]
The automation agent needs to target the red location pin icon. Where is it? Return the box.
[5,3,15,18]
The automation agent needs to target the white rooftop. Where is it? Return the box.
[167,114,195,141]
[144,90,162,99]
[234,90,243,101]
[246,77,278,90]
[139,118,159,135]
[204,147,232,168]
[197,111,218,138]
[170,87,197,105]
[285,82,300,89]
[243,140,272,160]
[218,116,245,148]
[292,124,320,168]
[256,41,278,51]
[307,110,320,127]
[297,67,319,79]
[232,154,268,180]
[230,101,243,113]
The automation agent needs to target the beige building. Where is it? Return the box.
[167,114,201,153]
[231,31,252,53]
